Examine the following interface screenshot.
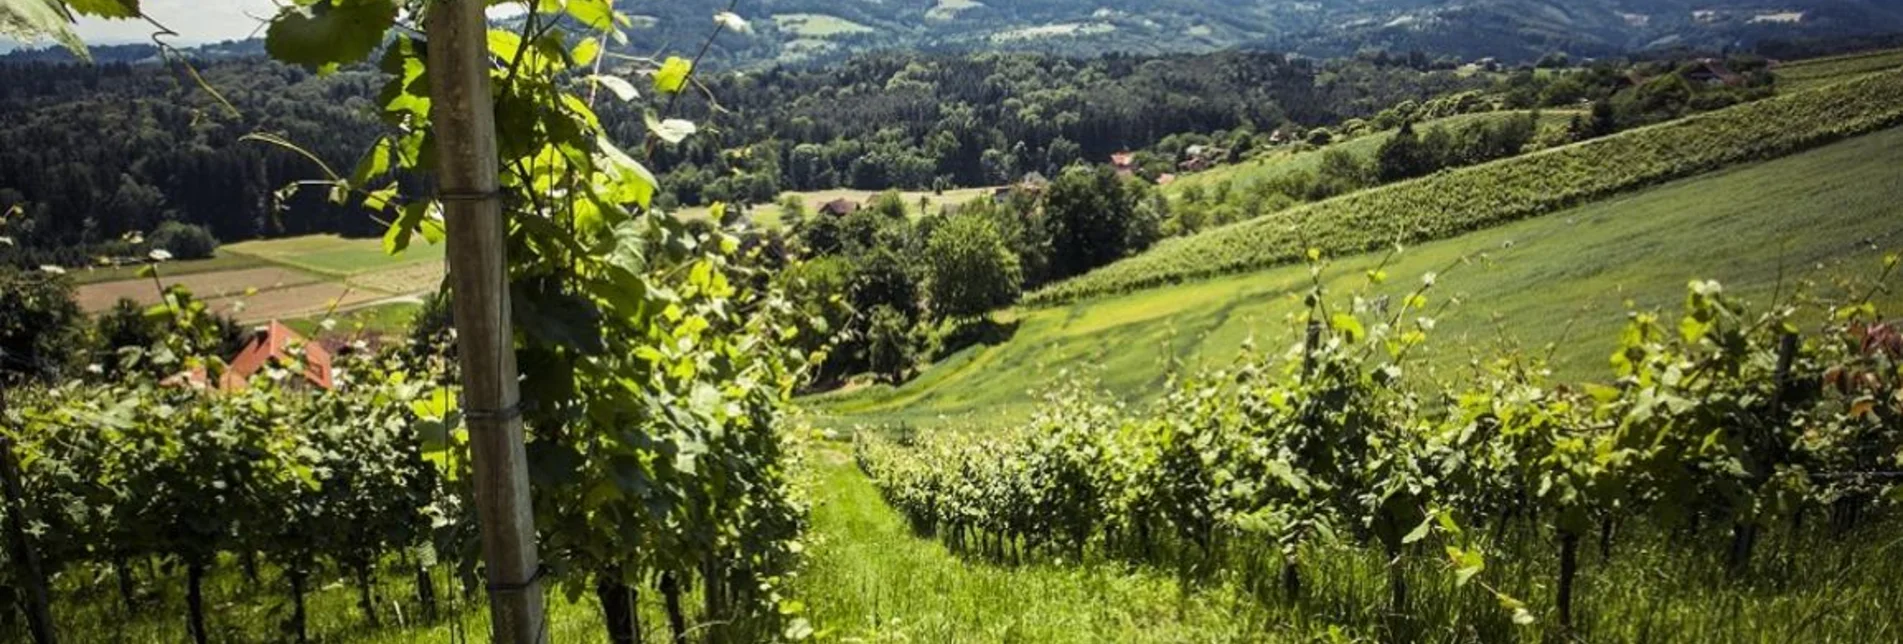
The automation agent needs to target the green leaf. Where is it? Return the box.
[383,200,427,255]
[265,0,397,70]
[644,112,697,144]
[66,0,137,19]
[571,37,601,67]
[654,56,691,95]
[588,74,638,102]
[351,138,393,184]
[564,0,611,30]
[1401,514,1434,544]
[1330,312,1365,344]
[0,0,89,61]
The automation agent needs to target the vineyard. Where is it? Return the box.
[1027,69,1903,307]
[860,253,1903,640]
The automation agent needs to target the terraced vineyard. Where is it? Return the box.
[1028,69,1903,307]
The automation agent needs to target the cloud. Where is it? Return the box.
[70,0,278,46]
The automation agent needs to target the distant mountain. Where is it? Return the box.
[6,1,1900,67]
[599,0,1903,66]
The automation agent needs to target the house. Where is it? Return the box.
[174,321,335,392]
[1683,59,1744,87]
[222,321,334,391]
[817,198,861,217]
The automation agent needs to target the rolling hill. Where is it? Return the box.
[600,0,1903,67]
[813,118,1903,428]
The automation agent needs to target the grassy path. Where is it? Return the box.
[795,447,1269,643]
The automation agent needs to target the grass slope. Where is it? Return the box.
[1165,110,1576,197]
[1029,69,1903,306]
[1774,48,1903,92]
[796,448,1265,642]
[223,234,444,277]
[815,125,1903,428]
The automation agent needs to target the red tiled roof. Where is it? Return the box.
[224,321,334,391]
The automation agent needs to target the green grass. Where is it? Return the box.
[1775,48,1903,92]
[223,234,444,277]
[677,186,1001,229]
[796,447,1268,642]
[66,251,269,285]
[1166,110,1575,197]
[813,125,1903,428]
[283,301,423,337]
[772,14,875,38]
[1030,69,1903,306]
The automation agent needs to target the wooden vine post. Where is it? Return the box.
[424,0,548,641]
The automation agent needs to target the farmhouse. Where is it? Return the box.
[175,321,335,392]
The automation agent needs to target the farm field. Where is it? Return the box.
[223,234,444,276]
[72,234,446,325]
[813,124,1903,428]
[773,13,875,38]
[677,186,1000,228]
[66,251,269,285]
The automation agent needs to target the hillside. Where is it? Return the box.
[1029,69,1903,306]
[813,123,1903,427]
[578,0,1903,67]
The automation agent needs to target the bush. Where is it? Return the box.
[926,213,1022,321]
[0,268,86,383]
[147,221,219,259]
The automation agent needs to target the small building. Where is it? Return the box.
[221,321,334,391]
[817,198,861,217]
[1683,59,1744,87]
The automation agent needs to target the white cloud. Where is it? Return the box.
[0,0,277,49]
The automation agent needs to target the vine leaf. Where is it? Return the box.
[265,0,398,71]
[644,112,697,144]
[0,0,88,61]
[563,0,611,31]
[654,56,691,95]
[66,0,136,18]
[588,74,638,102]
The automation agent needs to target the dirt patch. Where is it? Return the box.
[77,267,323,312]
[347,261,446,295]
[210,282,388,324]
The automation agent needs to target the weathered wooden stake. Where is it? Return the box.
[0,391,58,644]
[424,0,547,641]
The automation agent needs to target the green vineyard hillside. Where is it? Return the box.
[815,124,1903,427]
[1026,69,1903,307]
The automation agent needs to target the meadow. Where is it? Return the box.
[676,186,1000,228]
[1029,69,1903,306]
[815,124,1903,427]
[1163,110,1576,197]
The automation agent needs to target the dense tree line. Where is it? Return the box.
[0,57,386,267]
[616,50,1494,207]
[776,166,1165,386]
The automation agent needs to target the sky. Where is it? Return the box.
[2,1,531,51]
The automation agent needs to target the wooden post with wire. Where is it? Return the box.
[0,376,59,644]
[424,0,547,641]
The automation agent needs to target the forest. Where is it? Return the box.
[0,42,1781,268]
